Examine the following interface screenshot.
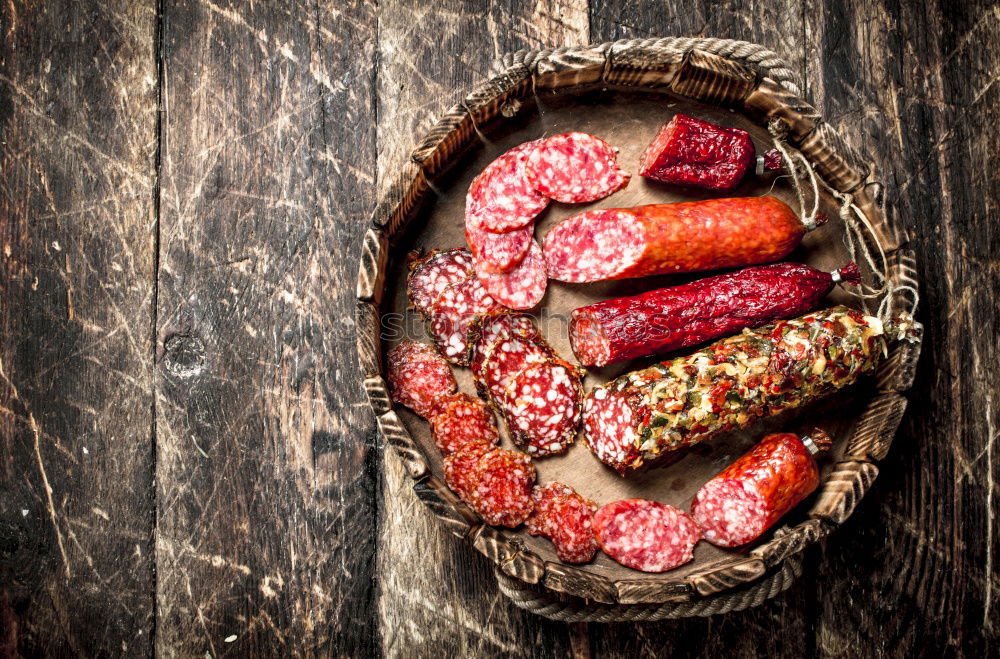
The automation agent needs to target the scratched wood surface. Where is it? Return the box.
[1,1,997,657]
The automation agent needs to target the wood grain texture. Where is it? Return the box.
[154,1,378,655]
[375,1,588,655]
[0,2,158,655]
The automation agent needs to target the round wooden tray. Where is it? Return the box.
[356,37,922,621]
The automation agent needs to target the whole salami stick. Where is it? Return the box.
[691,428,832,547]
[583,306,889,473]
[569,262,861,367]
[543,196,826,284]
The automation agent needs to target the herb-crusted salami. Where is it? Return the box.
[466,220,533,274]
[543,197,816,283]
[386,341,457,418]
[502,361,581,457]
[466,140,549,233]
[593,499,702,572]
[428,278,499,365]
[585,306,887,473]
[526,483,599,563]
[691,430,830,547]
[474,239,548,310]
[469,448,536,527]
[407,249,475,316]
[526,132,630,203]
[429,393,500,455]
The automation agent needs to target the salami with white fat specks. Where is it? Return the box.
[428,278,499,365]
[582,386,640,473]
[466,140,549,233]
[481,334,552,404]
[386,341,457,418]
[407,248,475,316]
[443,440,494,503]
[474,239,547,310]
[502,361,581,457]
[429,392,500,456]
[526,483,598,563]
[593,499,702,573]
[465,220,533,274]
[525,132,630,203]
[542,209,643,283]
[468,447,536,527]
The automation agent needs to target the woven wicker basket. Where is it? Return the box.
[356,37,921,622]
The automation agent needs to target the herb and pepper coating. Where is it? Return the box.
[584,306,886,473]
[569,262,860,367]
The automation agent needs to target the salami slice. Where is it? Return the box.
[428,278,499,364]
[443,440,494,503]
[593,499,702,573]
[482,335,552,404]
[465,220,533,274]
[469,448,536,527]
[526,483,599,564]
[474,239,548,310]
[502,361,581,457]
[466,140,549,233]
[386,341,457,418]
[407,249,475,316]
[583,386,639,473]
[429,392,500,455]
[469,311,543,392]
[542,209,642,283]
[525,132,630,203]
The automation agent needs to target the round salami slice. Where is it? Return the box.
[525,132,630,203]
[469,312,543,393]
[407,248,475,316]
[386,341,457,418]
[474,239,548,311]
[689,479,768,547]
[429,392,500,455]
[428,279,499,365]
[583,387,640,473]
[466,140,549,233]
[526,483,598,564]
[593,499,702,573]
[542,209,644,283]
[482,335,552,405]
[469,448,536,527]
[501,361,581,457]
[443,440,494,503]
[465,218,533,274]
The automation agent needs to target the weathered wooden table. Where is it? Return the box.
[2,1,997,656]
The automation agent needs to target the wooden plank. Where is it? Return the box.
[0,1,158,655]
[154,1,378,654]
[803,2,1000,656]
[375,1,587,654]
[586,2,818,654]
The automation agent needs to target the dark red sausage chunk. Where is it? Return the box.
[593,499,702,572]
[691,429,831,547]
[638,113,755,191]
[569,262,860,366]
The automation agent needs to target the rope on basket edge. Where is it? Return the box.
[495,556,803,622]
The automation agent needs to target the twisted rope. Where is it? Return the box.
[496,557,802,622]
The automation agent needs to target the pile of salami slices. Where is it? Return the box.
[384,118,882,574]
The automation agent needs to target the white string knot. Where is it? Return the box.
[767,120,822,231]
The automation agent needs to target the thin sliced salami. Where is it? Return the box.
[407,249,475,316]
[474,239,548,310]
[469,312,543,391]
[525,132,630,203]
[482,335,552,404]
[469,448,536,527]
[466,140,549,233]
[526,483,598,564]
[502,361,581,457]
[583,386,639,473]
[443,440,494,503]
[593,499,702,573]
[386,341,457,418]
[465,220,533,274]
[428,278,499,365]
[429,393,500,455]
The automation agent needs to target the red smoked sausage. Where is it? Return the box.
[690,429,831,547]
[543,196,823,283]
[569,262,860,366]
